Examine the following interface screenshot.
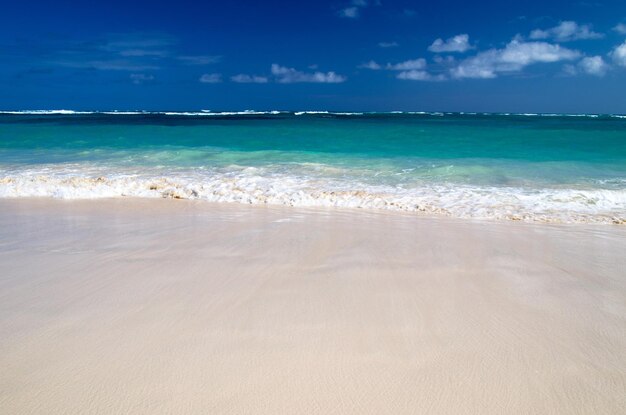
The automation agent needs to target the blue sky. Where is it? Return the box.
[1,0,626,112]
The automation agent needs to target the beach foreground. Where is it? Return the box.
[0,199,624,414]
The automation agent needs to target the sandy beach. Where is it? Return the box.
[0,198,624,414]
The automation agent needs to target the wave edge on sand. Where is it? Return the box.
[1,171,625,224]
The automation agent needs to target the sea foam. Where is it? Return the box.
[1,166,624,224]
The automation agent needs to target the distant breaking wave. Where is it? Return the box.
[1,110,625,118]
[0,110,286,116]
[1,166,624,224]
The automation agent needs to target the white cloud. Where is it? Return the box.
[386,58,427,70]
[359,60,382,70]
[360,59,426,71]
[396,70,445,81]
[578,56,609,76]
[563,56,610,77]
[360,58,442,81]
[450,40,581,79]
[378,41,398,48]
[199,73,222,83]
[498,41,581,65]
[271,64,346,83]
[231,74,269,83]
[614,23,626,35]
[428,34,473,53]
[529,21,603,42]
[177,55,221,65]
[130,73,154,84]
[611,40,626,67]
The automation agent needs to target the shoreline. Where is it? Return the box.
[1,198,625,414]
[0,192,624,225]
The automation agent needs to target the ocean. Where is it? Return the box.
[1,110,625,223]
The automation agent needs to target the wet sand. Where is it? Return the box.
[0,198,624,414]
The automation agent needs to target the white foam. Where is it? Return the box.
[1,166,624,224]
[294,112,365,115]
[0,110,94,115]
[161,110,284,116]
[1,110,624,119]
[0,110,284,116]
[101,111,147,115]
[294,111,330,115]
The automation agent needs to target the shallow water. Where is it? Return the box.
[1,111,625,223]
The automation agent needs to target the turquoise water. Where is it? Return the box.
[1,111,625,223]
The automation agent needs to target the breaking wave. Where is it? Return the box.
[1,166,624,224]
[2,110,624,119]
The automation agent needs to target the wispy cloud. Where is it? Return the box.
[529,21,603,42]
[397,70,445,81]
[44,34,174,71]
[100,34,176,56]
[271,64,346,83]
[338,0,372,19]
[358,60,382,70]
[433,55,456,65]
[130,73,155,84]
[386,59,427,70]
[31,33,219,76]
[614,23,626,35]
[359,58,443,81]
[428,34,474,53]
[231,74,269,83]
[54,59,160,71]
[360,58,426,71]
[119,49,169,57]
[177,55,221,65]
[199,73,222,83]
[450,40,581,79]
[339,6,360,18]
[378,41,399,48]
